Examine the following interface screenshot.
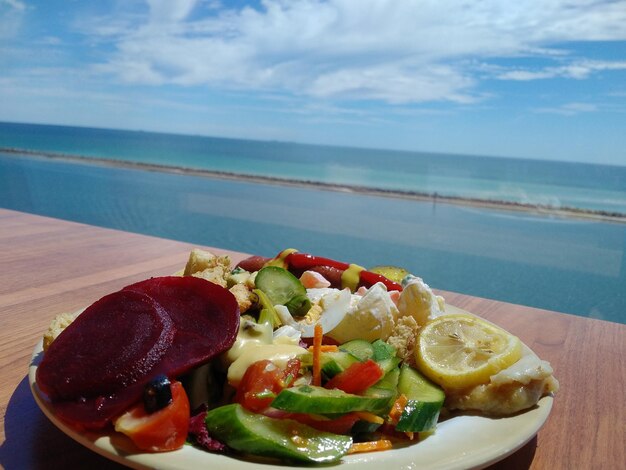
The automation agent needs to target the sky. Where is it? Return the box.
[1,0,625,165]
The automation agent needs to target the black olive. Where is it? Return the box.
[143,374,173,413]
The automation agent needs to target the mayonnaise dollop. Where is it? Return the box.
[227,343,308,387]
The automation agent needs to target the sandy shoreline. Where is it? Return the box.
[3,147,625,223]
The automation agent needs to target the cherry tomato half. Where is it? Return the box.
[235,358,301,413]
[113,380,190,452]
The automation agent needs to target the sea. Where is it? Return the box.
[1,121,625,324]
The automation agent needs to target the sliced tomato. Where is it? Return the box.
[235,358,301,412]
[282,357,301,387]
[323,359,384,394]
[113,380,190,452]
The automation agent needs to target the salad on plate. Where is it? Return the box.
[33,248,559,464]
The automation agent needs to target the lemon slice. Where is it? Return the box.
[415,314,522,390]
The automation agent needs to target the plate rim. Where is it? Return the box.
[29,337,553,470]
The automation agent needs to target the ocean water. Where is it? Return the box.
[2,122,625,214]
[1,122,625,324]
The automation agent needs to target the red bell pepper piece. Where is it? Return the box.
[359,270,403,291]
[323,359,384,394]
[286,252,350,271]
[285,252,402,291]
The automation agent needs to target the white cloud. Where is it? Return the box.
[147,0,196,23]
[64,0,626,104]
[534,102,599,115]
[0,0,27,39]
[1,0,26,11]
[497,60,626,81]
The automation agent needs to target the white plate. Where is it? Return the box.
[30,339,553,470]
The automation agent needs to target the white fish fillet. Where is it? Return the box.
[445,344,559,416]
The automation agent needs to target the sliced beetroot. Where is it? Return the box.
[36,276,240,430]
[188,405,226,452]
[123,276,240,378]
[36,290,175,401]
[47,382,148,430]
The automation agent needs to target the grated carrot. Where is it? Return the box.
[307,344,338,353]
[312,323,323,386]
[388,394,408,423]
[347,439,393,454]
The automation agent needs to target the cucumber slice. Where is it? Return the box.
[362,385,397,414]
[395,364,445,432]
[339,339,374,361]
[340,339,397,363]
[205,404,352,463]
[376,356,402,376]
[255,266,311,317]
[301,350,362,378]
[320,351,360,379]
[374,366,400,392]
[321,359,343,379]
[321,352,398,382]
[272,385,393,415]
[327,351,361,369]
[372,339,396,361]
[363,365,401,412]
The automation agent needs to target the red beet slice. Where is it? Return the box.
[47,380,149,430]
[36,276,240,429]
[36,290,175,401]
[123,276,240,378]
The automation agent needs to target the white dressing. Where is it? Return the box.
[221,317,273,366]
[227,344,308,387]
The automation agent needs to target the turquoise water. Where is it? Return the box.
[2,122,625,214]
[1,122,625,324]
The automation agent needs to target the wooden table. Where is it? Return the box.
[0,208,623,469]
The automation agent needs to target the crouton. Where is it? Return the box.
[183,248,233,287]
[42,309,82,351]
[192,265,229,288]
[386,315,420,367]
[184,249,231,276]
[229,283,255,313]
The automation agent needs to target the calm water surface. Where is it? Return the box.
[2,122,625,214]
[1,152,624,324]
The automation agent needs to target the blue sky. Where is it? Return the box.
[1,0,625,165]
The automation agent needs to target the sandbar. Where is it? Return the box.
[2,147,625,224]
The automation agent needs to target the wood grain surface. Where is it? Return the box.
[0,208,623,469]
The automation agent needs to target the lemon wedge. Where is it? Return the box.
[415,314,522,390]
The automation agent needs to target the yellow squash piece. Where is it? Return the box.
[369,265,410,283]
[415,314,522,390]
